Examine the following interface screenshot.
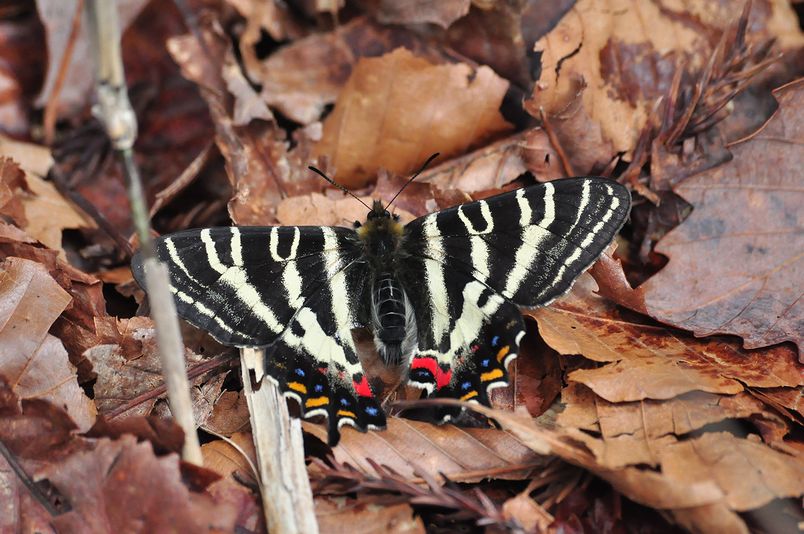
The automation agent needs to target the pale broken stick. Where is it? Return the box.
[240,348,318,534]
[84,0,202,465]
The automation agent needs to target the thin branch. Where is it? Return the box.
[84,0,202,466]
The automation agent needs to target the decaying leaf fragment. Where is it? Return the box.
[643,80,804,355]
[313,47,513,188]
[526,0,804,173]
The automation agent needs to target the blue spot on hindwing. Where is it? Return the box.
[340,397,351,406]
[365,406,378,416]
[294,368,305,377]
[491,336,500,347]
[314,384,324,392]
[461,381,472,390]
[481,359,490,367]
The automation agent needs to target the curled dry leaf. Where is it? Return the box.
[0,257,95,430]
[312,47,513,188]
[530,275,802,404]
[642,80,804,356]
[304,417,545,483]
[258,17,448,125]
[526,0,804,173]
[558,384,789,469]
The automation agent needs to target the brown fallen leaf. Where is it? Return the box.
[558,383,790,468]
[526,0,804,173]
[418,129,565,194]
[373,0,470,29]
[315,497,425,534]
[257,17,448,125]
[460,401,797,533]
[201,431,257,481]
[0,220,108,382]
[0,157,28,226]
[642,80,804,356]
[204,390,250,436]
[304,416,545,483]
[313,47,513,188]
[0,257,95,430]
[444,0,576,87]
[530,274,802,404]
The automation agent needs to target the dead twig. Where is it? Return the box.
[84,0,202,466]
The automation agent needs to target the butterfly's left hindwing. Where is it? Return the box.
[399,177,630,410]
[132,226,385,444]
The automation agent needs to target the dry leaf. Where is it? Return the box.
[316,497,425,534]
[258,17,447,125]
[373,0,470,29]
[526,0,804,173]
[642,80,804,355]
[204,390,250,436]
[0,157,28,226]
[444,0,577,87]
[530,275,802,404]
[201,432,257,480]
[304,416,545,482]
[313,48,513,188]
[0,257,96,430]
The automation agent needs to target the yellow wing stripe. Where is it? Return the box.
[288,382,307,394]
[305,396,329,408]
[480,369,504,382]
[460,391,478,401]
[496,345,510,362]
[336,410,356,419]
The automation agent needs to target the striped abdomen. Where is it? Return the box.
[372,272,416,366]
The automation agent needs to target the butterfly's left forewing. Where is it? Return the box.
[132,226,385,444]
[399,178,631,413]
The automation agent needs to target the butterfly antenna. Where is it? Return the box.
[384,153,440,210]
[308,165,372,211]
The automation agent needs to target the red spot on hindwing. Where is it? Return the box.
[411,356,452,391]
[436,367,452,390]
[353,375,373,397]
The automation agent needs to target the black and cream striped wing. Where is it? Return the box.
[399,177,630,408]
[131,226,385,444]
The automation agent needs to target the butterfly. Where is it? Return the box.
[132,173,630,445]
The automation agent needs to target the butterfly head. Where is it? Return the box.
[357,199,403,245]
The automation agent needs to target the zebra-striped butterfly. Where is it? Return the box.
[132,175,630,444]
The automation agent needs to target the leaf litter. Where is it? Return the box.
[0,0,802,532]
